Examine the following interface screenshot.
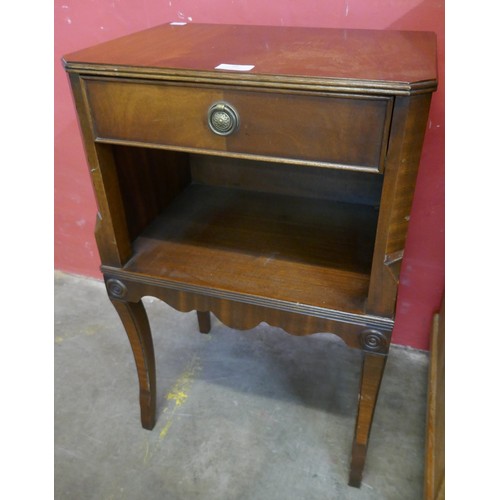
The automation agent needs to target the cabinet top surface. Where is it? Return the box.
[63,23,437,93]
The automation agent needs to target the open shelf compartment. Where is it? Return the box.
[111,145,383,316]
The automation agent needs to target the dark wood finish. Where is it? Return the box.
[424,297,445,500]
[85,78,392,172]
[102,272,393,347]
[190,155,384,206]
[366,93,434,316]
[68,74,131,267]
[349,353,387,487]
[196,311,211,334]
[64,23,437,488]
[109,297,156,429]
[112,146,191,242]
[123,184,378,313]
[63,23,437,94]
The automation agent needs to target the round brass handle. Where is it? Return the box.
[207,102,239,136]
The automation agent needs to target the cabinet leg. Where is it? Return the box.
[111,299,157,430]
[197,311,211,334]
[349,352,387,487]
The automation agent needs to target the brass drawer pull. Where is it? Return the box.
[208,102,239,136]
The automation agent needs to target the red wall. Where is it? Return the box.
[54,0,444,350]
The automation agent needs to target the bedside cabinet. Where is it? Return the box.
[63,23,437,487]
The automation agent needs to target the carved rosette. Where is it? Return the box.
[360,329,389,353]
[106,278,128,300]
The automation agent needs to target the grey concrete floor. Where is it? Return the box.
[55,271,429,500]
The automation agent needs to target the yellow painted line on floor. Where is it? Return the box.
[159,419,174,440]
[158,355,201,441]
[143,441,151,465]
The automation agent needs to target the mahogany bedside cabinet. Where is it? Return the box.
[63,23,437,487]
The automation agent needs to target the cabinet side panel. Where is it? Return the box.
[424,297,445,500]
[68,73,132,267]
[113,146,191,241]
[366,93,432,317]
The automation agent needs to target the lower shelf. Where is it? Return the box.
[123,184,379,314]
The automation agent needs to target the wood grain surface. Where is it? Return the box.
[63,23,437,93]
[124,184,378,314]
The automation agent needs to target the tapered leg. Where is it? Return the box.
[349,352,387,487]
[111,299,157,430]
[197,311,211,334]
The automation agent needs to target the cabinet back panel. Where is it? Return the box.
[190,155,383,207]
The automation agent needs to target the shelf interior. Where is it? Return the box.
[112,146,382,315]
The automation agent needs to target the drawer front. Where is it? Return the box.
[85,78,392,172]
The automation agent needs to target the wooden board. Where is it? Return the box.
[63,23,437,94]
[425,296,445,500]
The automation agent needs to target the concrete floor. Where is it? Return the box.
[55,271,429,500]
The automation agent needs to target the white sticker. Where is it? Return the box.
[215,63,255,72]
[170,22,187,26]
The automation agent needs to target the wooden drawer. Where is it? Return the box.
[84,78,393,172]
